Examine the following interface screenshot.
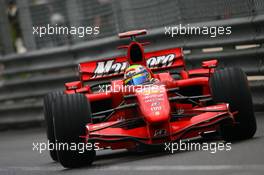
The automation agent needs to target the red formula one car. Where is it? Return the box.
[44,29,256,168]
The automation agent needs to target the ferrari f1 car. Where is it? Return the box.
[44,29,256,168]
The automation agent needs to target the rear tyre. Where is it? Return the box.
[43,91,63,161]
[210,67,256,141]
[53,94,95,168]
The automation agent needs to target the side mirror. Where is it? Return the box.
[65,81,82,90]
[202,59,218,69]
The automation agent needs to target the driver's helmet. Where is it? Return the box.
[124,65,151,86]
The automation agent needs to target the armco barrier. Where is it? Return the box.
[0,15,263,129]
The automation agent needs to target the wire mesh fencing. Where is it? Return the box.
[0,0,263,54]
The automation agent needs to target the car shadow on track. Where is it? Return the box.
[60,150,170,172]
[58,137,225,171]
[55,132,263,171]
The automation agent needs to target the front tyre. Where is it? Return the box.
[53,94,95,168]
[43,91,63,161]
[210,67,256,141]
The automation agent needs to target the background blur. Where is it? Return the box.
[0,0,263,129]
[0,0,264,54]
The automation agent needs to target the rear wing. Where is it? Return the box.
[79,48,185,82]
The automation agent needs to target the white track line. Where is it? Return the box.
[1,165,264,171]
[248,76,264,81]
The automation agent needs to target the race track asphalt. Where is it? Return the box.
[0,112,263,175]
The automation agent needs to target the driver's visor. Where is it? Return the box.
[125,73,148,85]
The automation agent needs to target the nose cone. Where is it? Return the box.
[136,85,170,123]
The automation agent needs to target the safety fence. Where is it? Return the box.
[1,0,264,54]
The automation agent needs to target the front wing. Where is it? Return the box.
[83,104,235,149]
